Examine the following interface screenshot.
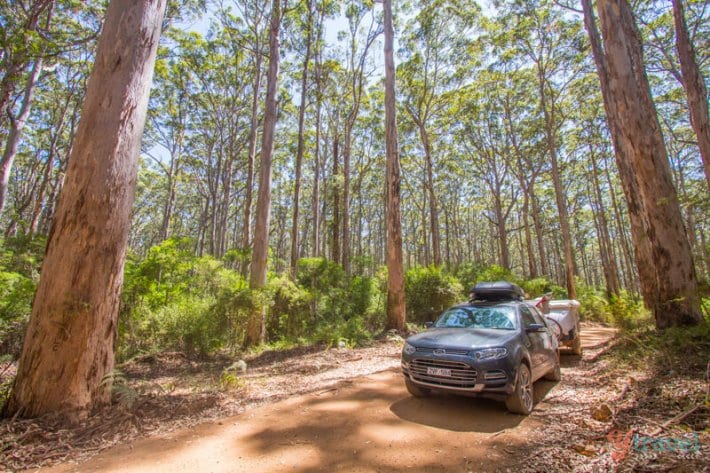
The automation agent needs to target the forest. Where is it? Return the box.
[0,0,708,425]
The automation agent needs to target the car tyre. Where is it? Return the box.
[544,350,561,381]
[571,322,583,356]
[505,363,534,415]
[405,377,431,398]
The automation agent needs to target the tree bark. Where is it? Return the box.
[418,124,441,266]
[383,0,405,332]
[3,0,166,420]
[594,0,701,327]
[290,0,314,275]
[241,49,263,277]
[245,0,282,347]
[671,0,710,191]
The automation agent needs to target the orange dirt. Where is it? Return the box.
[45,326,617,473]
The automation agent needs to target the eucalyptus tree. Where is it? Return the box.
[671,0,710,189]
[456,71,520,271]
[338,0,382,275]
[246,0,284,347]
[492,0,586,298]
[3,0,167,420]
[3,50,88,239]
[0,0,101,215]
[383,0,405,331]
[591,0,701,327]
[288,0,321,275]
[218,0,270,275]
[397,0,478,267]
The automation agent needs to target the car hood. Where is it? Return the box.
[406,328,518,350]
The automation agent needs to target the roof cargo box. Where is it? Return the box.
[471,281,525,301]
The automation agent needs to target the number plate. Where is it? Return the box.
[427,367,451,377]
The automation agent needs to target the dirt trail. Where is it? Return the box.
[46,326,617,473]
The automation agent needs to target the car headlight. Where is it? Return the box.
[403,343,416,355]
[474,347,508,360]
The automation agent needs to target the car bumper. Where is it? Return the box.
[401,355,516,396]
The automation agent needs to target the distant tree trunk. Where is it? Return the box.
[331,121,341,264]
[158,130,183,242]
[241,51,263,277]
[290,0,314,275]
[671,0,710,190]
[311,7,324,258]
[589,144,620,296]
[383,0,405,332]
[28,97,71,239]
[537,68,576,298]
[522,192,536,278]
[530,191,548,276]
[246,0,281,347]
[0,57,43,215]
[418,124,441,267]
[0,0,53,132]
[2,0,166,421]
[594,0,701,327]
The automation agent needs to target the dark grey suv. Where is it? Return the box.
[401,282,560,415]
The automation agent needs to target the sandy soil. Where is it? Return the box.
[43,326,618,473]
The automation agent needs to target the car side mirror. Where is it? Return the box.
[424,321,434,328]
[525,323,545,333]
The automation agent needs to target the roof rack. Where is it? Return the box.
[470,281,524,301]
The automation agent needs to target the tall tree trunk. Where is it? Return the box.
[245,0,282,347]
[311,6,324,258]
[671,0,710,190]
[3,0,166,420]
[241,52,263,277]
[583,0,657,303]
[418,124,441,267]
[342,125,352,273]
[538,68,576,298]
[594,0,701,327]
[589,144,620,296]
[290,1,314,275]
[383,0,405,332]
[0,57,43,214]
[331,122,341,264]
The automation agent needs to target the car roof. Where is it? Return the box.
[451,301,522,309]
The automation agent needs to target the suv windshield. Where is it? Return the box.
[434,306,517,330]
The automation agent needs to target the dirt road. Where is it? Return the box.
[47,326,617,473]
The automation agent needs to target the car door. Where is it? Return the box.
[519,305,547,378]
[526,304,557,376]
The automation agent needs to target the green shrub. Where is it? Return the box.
[267,275,311,341]
[405,266,464,323]
[519,277,565,299]
[0,271,36,358]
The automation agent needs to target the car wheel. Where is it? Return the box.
[544,350,561,381]
[404,377,431,398]
[505,363,534,415]
[571,322,583,356]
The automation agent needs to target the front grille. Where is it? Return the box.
[409,358,477,388]
[416,347,470,356]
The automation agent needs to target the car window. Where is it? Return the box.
[435,306,517,330]
[519,306,538,327]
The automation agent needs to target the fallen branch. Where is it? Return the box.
[648,406,700,436]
